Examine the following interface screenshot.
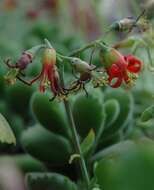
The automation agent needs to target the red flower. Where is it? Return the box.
[100,48,142,88]
[30,48,63,97]
[39,63,61,95]
[124,54,142,73]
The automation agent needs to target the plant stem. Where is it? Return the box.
[58,57,90,189]
[69,41,97,56]
[63,100,90,188]
[69,40,107,57]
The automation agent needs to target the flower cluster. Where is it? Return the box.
[4,39,143,100]
[100,47,142,88]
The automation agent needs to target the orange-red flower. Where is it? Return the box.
[30,48,64,97]
[100,48,142,88]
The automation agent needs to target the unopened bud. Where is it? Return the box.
[70,58,94,73]
[42,48,56,65]
[17,44,45,70]
[110,17,136,32]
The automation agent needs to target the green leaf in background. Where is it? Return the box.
[103,89,133,138]
[94,138,154,190]
[0,113,16,145]
[26,172,77,190]
[136,105,154,129]
[6,83,34,116]
[73,89,105,138]
[92,140,134,162]
[20,125,72,165]
[0,154,46,173]
[104,99,120,129]
[31,92,70,138]
[81,129,95,156]
[140,105,154,122]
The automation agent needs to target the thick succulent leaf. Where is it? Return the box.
[104,99,120,128]
[133,89,154,116]
[20,126,72,165]
[81,129,95,156]
[0,154,46,173]
[92,140,134,162]
[103,89,133,138]
[140,105,154,122]
[136,105,154,129]
[31,92,70,138]
[73,89,105,138]
[26,172,77,190]
[6,83,34,116]
[0,113,16,145]
[95,138,154,190]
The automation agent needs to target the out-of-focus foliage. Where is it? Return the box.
[1,0,154,190]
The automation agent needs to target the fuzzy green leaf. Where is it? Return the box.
[141,105,154,122]
[81,129,95,156]
[94,138,154,190]
[26,172,77,190]
[21,125,72,165]
[73,89,105,138]
[0,113,16,145]
[104,99,120,128]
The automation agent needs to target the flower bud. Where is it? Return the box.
[110,17,136,32]
[100,47,125,68]
[70,58,94,73]
[42,48,56,65]
[17,45,44,70]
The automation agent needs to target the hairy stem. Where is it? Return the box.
[68,39,106,57]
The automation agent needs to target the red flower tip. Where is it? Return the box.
[101,48,143,88]
[43,48,56,66]
[124,54,143,73]
[39,48,58,94]
[29,47,65,99]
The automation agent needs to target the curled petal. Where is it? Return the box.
[107,64,121,76]
[108,75,123,88]
[124,55,142,73]
[39,74,48,93]
[48,65,61,96]
[107,64,123,88]
[39,63,50,93]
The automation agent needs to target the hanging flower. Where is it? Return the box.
[30,48,65,98]
[100,48,142,88]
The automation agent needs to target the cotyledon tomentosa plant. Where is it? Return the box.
[2,14,152,190]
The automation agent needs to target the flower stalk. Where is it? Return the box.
[55,55,90,189]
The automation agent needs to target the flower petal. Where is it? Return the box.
[107,64,121,76]
[48,65,60,95]
[125,55,142,73]
[108,75,123,88]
